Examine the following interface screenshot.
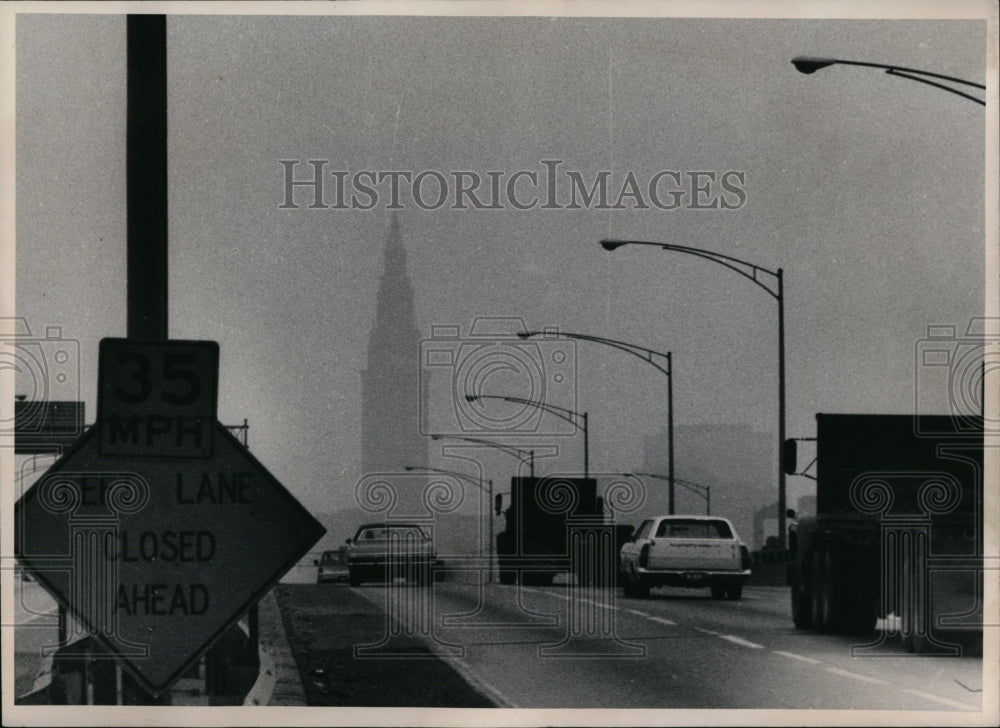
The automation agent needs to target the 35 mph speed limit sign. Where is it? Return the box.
[98,339,219,457]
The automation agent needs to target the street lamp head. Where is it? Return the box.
[791,56,837,74]
[516,331,531,339]
[600,239,627,251]
[465,394,479,402]
[430,434,442,440]
[404,466,416,472]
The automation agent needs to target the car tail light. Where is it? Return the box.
[639,544,650,568]
[740,545,751,571]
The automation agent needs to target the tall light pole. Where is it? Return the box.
[628,472,710,515]
[791,57,985,106]
[430,434,535,478]
[405,465,494,582]
[518,330,675,514]
[600,239,787,549]
[465,394,589,479]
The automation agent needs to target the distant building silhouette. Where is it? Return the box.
[361,214,427,476]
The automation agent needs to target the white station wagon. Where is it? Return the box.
[618,515,751,600]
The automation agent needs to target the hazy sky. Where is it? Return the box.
[11,5,991,524]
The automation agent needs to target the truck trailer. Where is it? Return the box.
[495,476,632,586]
[785,414,983,652]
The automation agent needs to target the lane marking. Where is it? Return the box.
[823,666,889,685]
[718,634,764,649]
[772,650,821,665]
[647,615,677,627]
[903,689,978,711]
[627,609,650,618]
[539,590,617,611]
[694,627,721,636]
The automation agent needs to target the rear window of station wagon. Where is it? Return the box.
[655,519,733,539]
[354,525,427,541]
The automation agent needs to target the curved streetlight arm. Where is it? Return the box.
[466,394,583,431]
[675,477,709,498]
[603,237,786,546]
[430,434,535,477]
[791,56,985,88]
[600,240,781,299]
[629,471,710,514]
[885,69,985,106]
[521,329,675,512]
[791,57,985,106]
[519,330,671,378]
[466,394,589,479]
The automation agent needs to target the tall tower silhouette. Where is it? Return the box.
[361,213,427,476]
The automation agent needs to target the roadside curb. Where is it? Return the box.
[351,586,513,708]
[252,588,308,706]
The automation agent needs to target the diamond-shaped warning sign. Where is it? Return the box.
[14,422,325,696]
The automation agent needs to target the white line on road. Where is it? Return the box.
[646,615,677,627]
[823,666,889,685]
[626,609,650,618]
[903,689,978,711]
[539,591,617,611]
[718,634,764,649]
[772,650,821,665]
[694,627,721,636]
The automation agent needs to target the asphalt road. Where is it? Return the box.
[342,575,984,712]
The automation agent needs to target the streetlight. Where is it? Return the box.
[430,434,535,478]
[518,330,676,514]
[404,465,495,582]
[627,472,710,515]
[791,57,985,106]
[465,394,589,479]
[600,238,788,549]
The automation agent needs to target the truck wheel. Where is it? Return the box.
[791,586,813,629]
[725,582,743,601]
[810,552,830,632]
[710,584,726,600]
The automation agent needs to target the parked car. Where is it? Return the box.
[345,523,436,587]
[315,548,349,584]
[618,515,751,600]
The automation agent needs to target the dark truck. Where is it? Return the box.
[785,414,983,652]
[495,476,633,586]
